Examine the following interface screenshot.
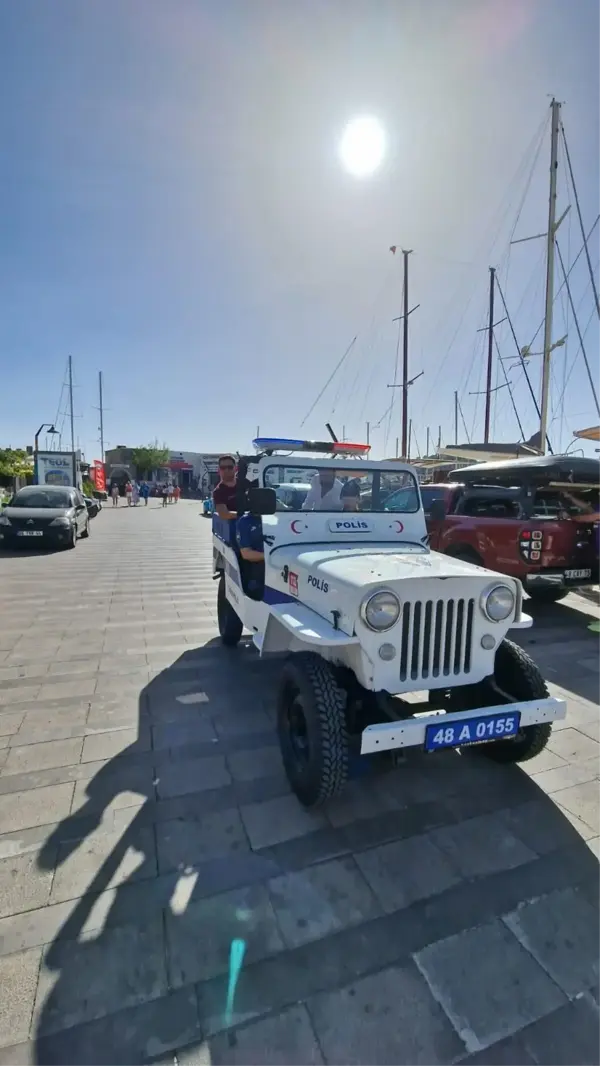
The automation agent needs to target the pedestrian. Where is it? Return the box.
[140,482,150,506]
[132,481,140,506]
[173,484,181,504]
[161,483,168,508]
[111,483,119,507]
[125,480,133,506]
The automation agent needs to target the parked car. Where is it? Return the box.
[0,485,90,550]
[84,497,101,519]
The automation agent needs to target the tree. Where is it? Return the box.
[0,448,32,479]
[131,442,170,479]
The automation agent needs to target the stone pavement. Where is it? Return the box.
[0,500,597,1065]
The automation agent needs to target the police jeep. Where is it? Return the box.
[212,437,566,808]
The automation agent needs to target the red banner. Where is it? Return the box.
[92,460,106,492]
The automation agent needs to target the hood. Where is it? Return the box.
[267,541,512,637]
[4,506,74,520]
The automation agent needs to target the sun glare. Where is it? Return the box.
[339,115,386,178]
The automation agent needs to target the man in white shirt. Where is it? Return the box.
[302,469,344,511]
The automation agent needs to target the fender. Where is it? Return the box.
[261,601,360,655]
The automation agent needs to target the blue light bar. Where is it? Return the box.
[253,437,306,450]
[252,437,371,456]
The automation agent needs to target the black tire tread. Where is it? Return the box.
[278,653,348,807]
[217,575,243,647]
[481,638,552,763]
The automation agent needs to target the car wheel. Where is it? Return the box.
[277,652,349,807]
[65,525,77,550]
[527,587,568,604]
[81,519,90,539]
[450,638,552,764]
[217,574,243,646]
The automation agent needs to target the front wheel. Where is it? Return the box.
[65,525,77,550]
[277,653,349,808]
[217,574,243,646]
[80,520,90,539]
[527,587,568,605]
[476,639,552,763]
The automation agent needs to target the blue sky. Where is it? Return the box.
[0,0,598,461]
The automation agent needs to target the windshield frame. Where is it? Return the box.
[262,461,421,514]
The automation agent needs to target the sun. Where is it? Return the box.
[339,115,386,178]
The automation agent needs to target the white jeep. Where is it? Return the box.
[213,438,566,808]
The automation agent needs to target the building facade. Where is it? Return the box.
[104,448,226,493]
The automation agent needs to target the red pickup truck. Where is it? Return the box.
[421,455,599,604]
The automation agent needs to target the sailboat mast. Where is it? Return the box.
[484,267,495,443]
[539,99,561,454]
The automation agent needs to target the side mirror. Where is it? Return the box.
[248,487,277,515]
[428,498,447,522]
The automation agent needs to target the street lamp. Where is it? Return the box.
[34,423,58,452]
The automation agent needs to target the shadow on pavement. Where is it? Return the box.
[31,639,600,1065]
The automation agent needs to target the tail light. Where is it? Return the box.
[519,528,544,563]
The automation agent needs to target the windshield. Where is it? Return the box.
[11,489,72,509]
[264,466,420,513]
[533,486,600,519]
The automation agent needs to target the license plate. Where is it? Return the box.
[425,711,521,752]
[17,530,43,537]
[565,568,592,580]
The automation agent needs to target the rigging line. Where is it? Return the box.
[494,274,553,451]
[557,140,573,448]
[500,108,551,295]
[555,241,600,418]
[493,333,526,440]
[385,278,404,453]
[457,396,470,443]
[553,304,598,413]
[422,109,551,405]
[300,336,356,427]
[526,215,600,351]
[560,121,600,318]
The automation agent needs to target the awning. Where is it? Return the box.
[574,425,600,442]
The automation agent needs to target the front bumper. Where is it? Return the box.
[360,696,566,754]
[524,568,597,590]
[0,527,73,547]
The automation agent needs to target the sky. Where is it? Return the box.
[0,0,598,462]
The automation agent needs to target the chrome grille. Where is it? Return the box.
[399,598,475,682]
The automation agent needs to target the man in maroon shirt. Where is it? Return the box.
[212,455,238,519]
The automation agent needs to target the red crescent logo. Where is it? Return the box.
[291,520,303,534]
[394,520,404,533]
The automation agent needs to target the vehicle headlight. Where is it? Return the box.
[49,516,71,527]
[481,583,515,622]
[360,590,400,632]
[0,516,11,526]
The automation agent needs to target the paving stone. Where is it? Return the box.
[1,737,83,777]
[240,794,326,850]
[0,782,74,833]
[213,708,273,740]
[0,713,24,737]
[155,756,231,799]
[202,1004,324,1065]
[503,887,599,996]
[70,763,154,816]
[414,918,565,1053]
[0,947,41,1046]
[0,686,41,705]
[502,798,592,855]
[354,833,462,913]
[80,728,150,762]
[166,882,284,985]
[227,745,283,782]
[37,678,97,700]
[152,719,217,750]
[548,726,600,765]
[323,777,403,828]
[34,916,168,1034]
[521,995,600,1066]
[156,809,249,872]
[0,850,55,919]
[430,811,537,877]
[532,759,599,794]
[308,962,464,1065]
[553,780,600,834]
[268,857,381,948]
[456,1034,535,1064]
[50,823,157,903]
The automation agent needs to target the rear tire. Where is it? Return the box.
[476,639,552,763]
[527,587,568,604]
[217,574,243,646]
[277,653,349,808]
[81,520,90,539]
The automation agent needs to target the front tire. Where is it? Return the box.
[277,653,349,808]
[65,525,77,550]
[217,574,243,647]
[81,520,90,539]
[527,587,568,605]
[476,639,552,763]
